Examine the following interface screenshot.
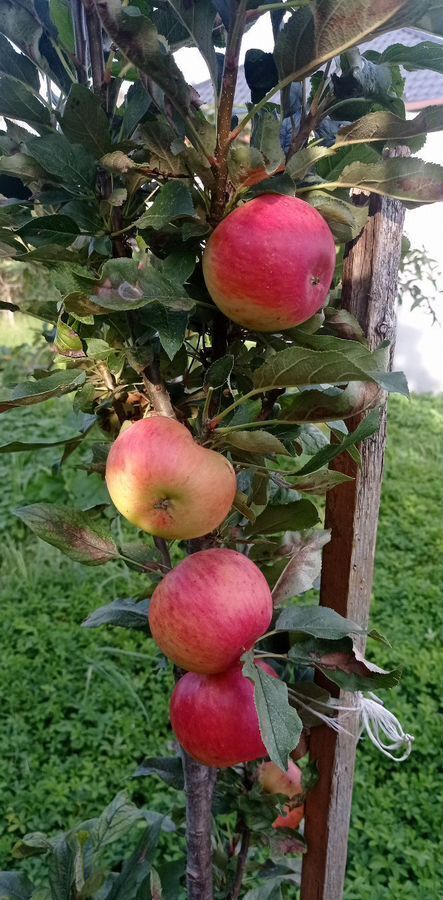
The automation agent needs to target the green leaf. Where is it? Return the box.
[276,605,366,639]
[242,652,302,770]
[136,181,195,230]
[106,820,164,900]
[62,199,102,233]
[19,215,80,247]
[289,468,354,494]
[55,320,84,357]
[325,157,443,206]
[296,407,381,476]
[303,190,368,243]
[61,85,112,157]
[140,116,189,176]
[250,106,285,173]
[315,142,381,182]
[274,0,414,85]
[370,40,443,73]
[165,0,218,94]
[228,145,267,188]
[12,832,52,860]
[288,636,400,691]
[83,598,149,631]
[272,530,331,604]
[94,0,192,118]
[47,834,76,900]
[0,872,34,899]
[0,370,85,412]
[0,33,39,90]
[134,756,184,790]
[0,432,88,455]
[120,81,152,139]
[278,382,381,424]
[0,77,51,132]
[245,499,319,536]
[138,266,195,311]
[143,303,189,359]
[204,354,234,389]
[49,0,75,53]
[14,503,119,566]
[336,107,443,146]
[217,430,290,457]
[72,259,194,317]
[27,134,97,193]
[243,874,300,900]
[252,341,408,396]
[286,144,336,181]
[92,792,147,850]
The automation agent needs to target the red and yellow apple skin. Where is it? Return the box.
[170,661,277,767]
[149,548,273,673]
[105,416,236,540]
[272,804,305,831]
[258,760,303,799]
[202,194,336,332]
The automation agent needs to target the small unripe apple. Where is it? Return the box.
[273,804,305,831]
[258,760,303,799]
[202,194,336,332]
[170,660,277,767]
[149,548,273,673]
[105,416,236,539]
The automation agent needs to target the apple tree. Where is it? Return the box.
[1,1,443,897]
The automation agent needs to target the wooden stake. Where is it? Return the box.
[300,176,407,900]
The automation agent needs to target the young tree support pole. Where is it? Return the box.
[300,152,408,900]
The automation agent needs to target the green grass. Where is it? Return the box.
[0,315,442,897]
[346,394,443,899]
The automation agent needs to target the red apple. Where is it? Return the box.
[105,416,236,539]
[202,194,336,332]
[273,804,305,831]
[149,548,273,673]
[258,760,303,799]
[170,660,277,767]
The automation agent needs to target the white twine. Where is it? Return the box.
[293,690,414,762]
[357,691,414,762]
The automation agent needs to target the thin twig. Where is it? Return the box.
[82,0,105,94]
[72,0,88,83]
[210,0,248,225]
[228,820,251,900]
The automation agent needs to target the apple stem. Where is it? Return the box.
[142,362,176,419]
[153,537,172,571]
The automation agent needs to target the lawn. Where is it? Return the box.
[0,314,442,898]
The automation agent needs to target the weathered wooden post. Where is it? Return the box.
[300,167,407,899]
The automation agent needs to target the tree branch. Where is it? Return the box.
[72,0,88,84]
[228,819,251,900]
[210,0,248,225]
[183,754,217,900]
[82,0,105,94]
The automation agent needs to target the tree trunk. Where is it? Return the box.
[183,753,217,900]
[300,167,407,899]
